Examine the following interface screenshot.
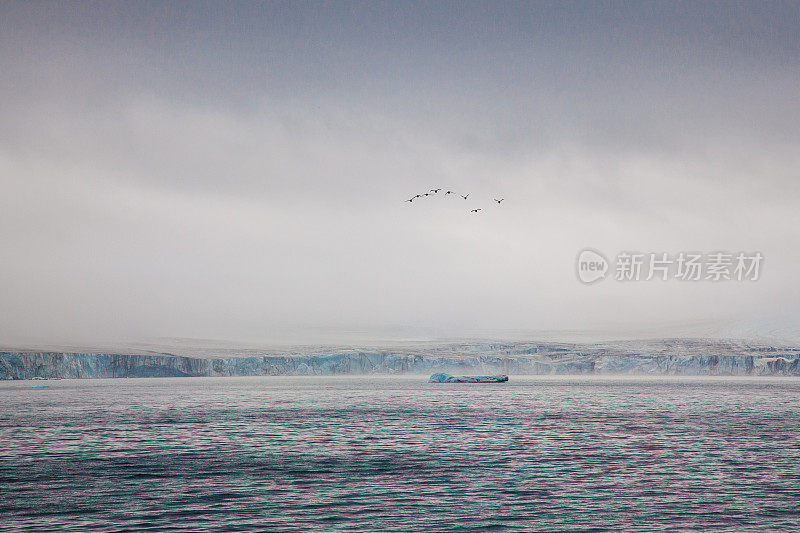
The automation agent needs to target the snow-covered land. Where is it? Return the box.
[2,338,799,379]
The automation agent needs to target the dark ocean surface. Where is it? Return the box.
[2,376,799,532]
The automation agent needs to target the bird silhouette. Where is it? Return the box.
[445,190,454,195]
[430,188,442,193]
[461,194,469,200]
[470,208,482,213]
[413,194,421,199]
[423,193,431,197]
[494,198,504,204]
[406,198,414,202]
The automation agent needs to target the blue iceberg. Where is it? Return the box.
[428,372,508,383]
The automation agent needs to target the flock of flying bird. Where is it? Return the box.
[405,188,504,213]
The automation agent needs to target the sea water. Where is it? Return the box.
[1,376,799,532]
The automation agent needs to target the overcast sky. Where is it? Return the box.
[1,1,799,345]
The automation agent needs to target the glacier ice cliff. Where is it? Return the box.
[1,339,799,379]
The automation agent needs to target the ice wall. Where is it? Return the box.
[2,340,800,379]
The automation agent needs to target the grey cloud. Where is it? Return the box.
[1,1,799,344]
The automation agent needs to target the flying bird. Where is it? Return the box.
[470,208,482,213]
[406,198,414,202]
[494,198,504,204]
[445,190,454,195]
[413,194,421,199]
[461,194,469,200]
[423,193,431,197]
[430,188,442,193]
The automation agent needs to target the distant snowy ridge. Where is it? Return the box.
[2,339,800,379]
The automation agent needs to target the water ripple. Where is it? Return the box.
[1,376,799,532]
